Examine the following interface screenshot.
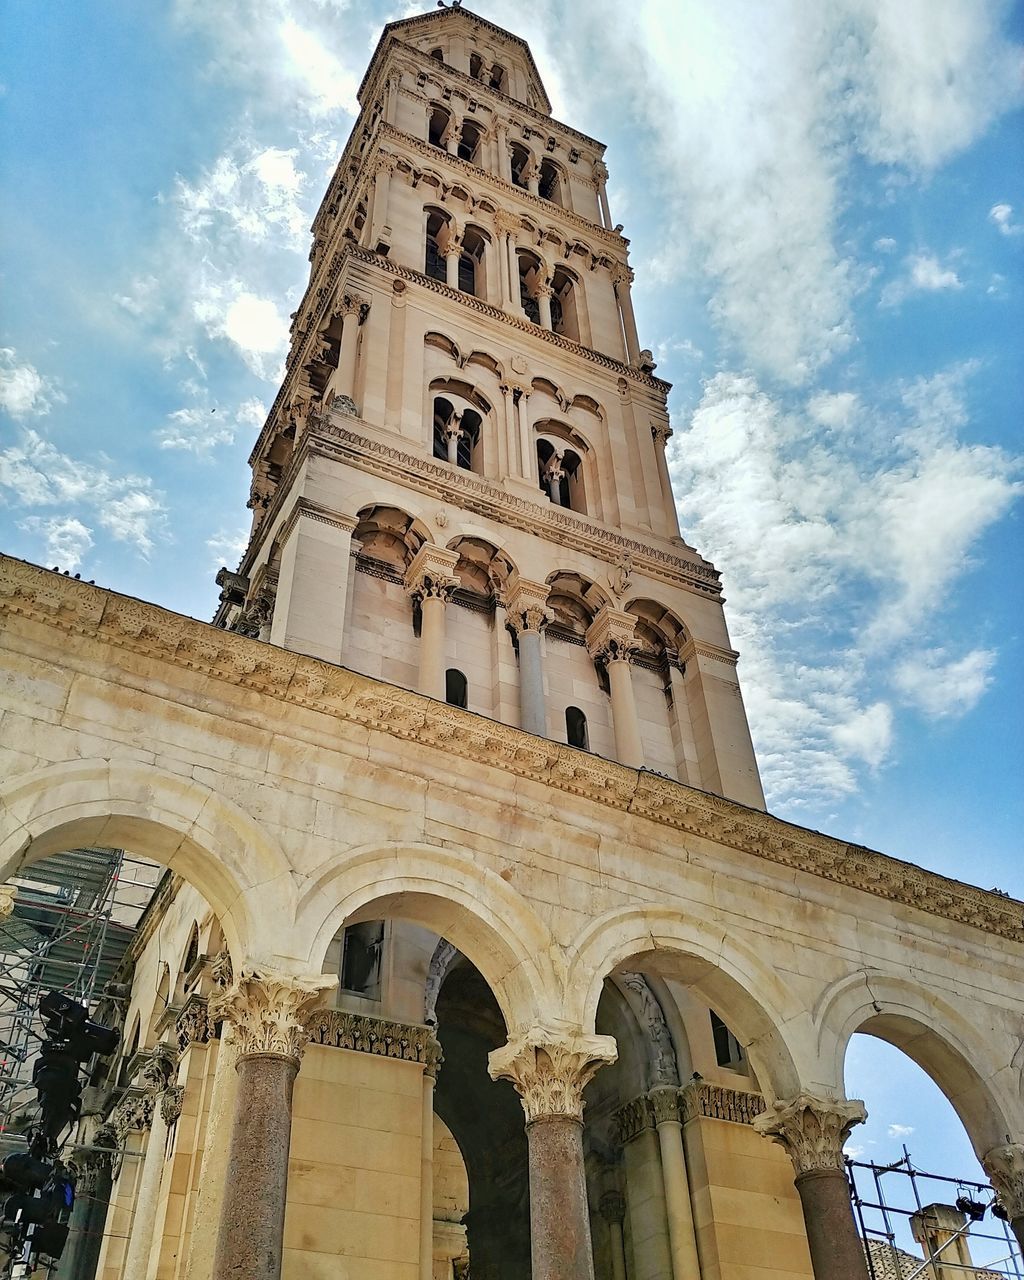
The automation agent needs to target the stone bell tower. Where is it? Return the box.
[215,5,765,810]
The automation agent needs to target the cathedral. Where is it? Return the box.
[1,8,1022,1280]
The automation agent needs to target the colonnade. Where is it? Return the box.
[112,967,1019,1280]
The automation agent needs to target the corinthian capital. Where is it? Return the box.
[752,1093,866,1175]
[209,967,337,1064]
[585,606,640,664]
[983,1143,1024,1220]
[503,573,552,635]
[488,1026,617,1124]
[405,543,460,603]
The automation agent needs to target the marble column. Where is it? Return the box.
[599,1192,628,1280]
[121,1047,177,1280]
[210,968,336,1280]
[593,161,612,229]
[489,1028,617,1280]
[651,422,681,536]
[753,1094,869,1280]
[444,417,462,466]
[983,1144,1024,1252]
[649,1088,701,1280]
[504,575,552,737]
[495,120,511,183]
[445,246,461,290]
[369,155,394,250]
[419,1039,443,1280]
[406,544,460,702]
[586,608,645,769]
[613,267,641,366]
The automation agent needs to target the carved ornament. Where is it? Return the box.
[613,1094,654,1145]
[161,1086,185,1126]
[680,1081,767,1126]
[208,967,337,1064]
[305,1010,442,1077]
[175,994,211,1053]
[488,1026,617,1124]
[586,606,641,664]
[0,884,14,920]
[752,1093,866,1175]
[983,1144,1024,1220]
[405,543,460,603]
[503,573,552,635]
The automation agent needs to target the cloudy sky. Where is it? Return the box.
[1,0,1021,1232]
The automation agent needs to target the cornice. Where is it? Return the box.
[305,1009,442,1075]
[3,555,1022,946]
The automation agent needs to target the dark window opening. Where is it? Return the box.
[510,143,530,189]
[566,706,589,750]
[446,668,468,708]
[538,160,562,205]
[183,926,199,979]
[489,64,507,92]
[428,105,451,150]
[425,210,450,283]
[458,252,476,294]
[470,53,484,80]
[341,920,385,998]
[710,1010,745,1069]
[430,47,444,62]
[457,120,484,165]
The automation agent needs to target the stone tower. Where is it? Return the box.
[217,5,765,812]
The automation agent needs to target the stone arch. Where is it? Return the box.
[565,906,810,1101]
[446,534,517,597]
[352,502,431,572]
[295,842,564,1034]
[0,758,294,963]
[814,968,1022,1154]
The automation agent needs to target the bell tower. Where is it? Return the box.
[215,5,765,810]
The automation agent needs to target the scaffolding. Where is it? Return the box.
[851,1150,1023,1279]
[0,848,160,1143]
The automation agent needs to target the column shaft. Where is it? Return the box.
[121,1100,168,1280]
[598,183,612,229]
[184,1033,240,1280]
[211,1055,297,1280]
[1011,1216,1024,1253]
[517,628,546,736]
[445,250,460,290]
[655,1118,702,1280]
[537,289,553,330]
[419,1073,435,1280]
[615,280,641,365]
[418,595,448,701]
[526,1117,595,1280]
[607,1220,627,1280]
[337,309,360,399]
[608,658,645,768]
[508,240,522,312]
[794,1168,870,1280]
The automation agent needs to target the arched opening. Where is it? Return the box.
[509,142,530,190]
[566,705,589,750]
[458,224,489,298]
[469,52,484,81]
[625,597,693,783]
[425,208,452,283]
[457,119,484,165]
[430,47,445,63]
[432,395,483,473]
[428,103,452,150]
[551,265,581,341]
[446,668,468,708]
[536,437,585,513]
[516,249,544,324]
[352,504,428,573]
[538,158,563,206]
[489,63,507,93]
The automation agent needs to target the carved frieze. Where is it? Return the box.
[613,1095,654,1145]
[680,1081,767,1126]
[305,1010,442,1076]
[175,994,211,1053]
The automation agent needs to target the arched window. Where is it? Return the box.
[433,396,483,472]
[509,142,530,190]
[517,249,543,324]
[457,119,484,165]
[428,104,452,150]
[550,266,581,341]
[425,209,451,283]
[566,706,589,750]
[458,225,488,297]
[446,668,468,708]
[538,159,563,205]
[182,924,199,983]
[710,1010,745,1069]
[537,438,585,513]
[430,47,444,63]
[489,64,507,92]
[469,53,484,80]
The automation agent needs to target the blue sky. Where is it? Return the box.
[1,0,1021,1229]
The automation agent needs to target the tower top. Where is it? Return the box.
[359,5,554,115]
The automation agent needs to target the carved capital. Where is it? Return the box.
[488,1026,617,1124]
[494,210,520,236]
[161,1085,185,1126]
[752,1094,866,1175]
[983,1143,1024,1220]
[651,421,673,446]
[592,160,609,186]
[209,967,337,1065]
[586,606,640,664]
[405,543,460,603]
[333,290,370,321]
[611,264,634,290]
[0,884,14,920]
[503,573,552,634]
[599,1190,626,1224]
[210,949,234,988]
[648,1085,682,1126]
[141,1042,177,1092]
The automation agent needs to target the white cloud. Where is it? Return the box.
[158,394,267,455]
[206,526,250,570]
[173,143,309,252]
[807,391,859,429]
[873,237,897,253]
[893,648,996,720]
[192,282,290,380]
[0,349,65,420]
[18,516,94,571]
[880,253,963,307]
[0,429,166,558]
[989,202,1022,236]
[832,703,893,770]
[887,1123,914,1139]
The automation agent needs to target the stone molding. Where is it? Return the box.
[983,1144,1024,1220]
[208,967,337,1064]
[305,1010,442,1077]
[276,497,358,551]
[488,1026,617,1123]
[301,421,721,600]
[680,1081,767,1125]
[677,637,740,668]
[613,1094,654,1145]
[752,1093,867,1175]
[3,556,1023,944]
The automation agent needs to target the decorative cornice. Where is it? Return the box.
[752,1093,867,1175]
[680,1081,766,1126]
[3,556,1023,945]
[613,1094,654,1145]
[305,1010,442,1076]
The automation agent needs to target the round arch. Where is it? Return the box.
[565,905,811,1100]
[0,758,295,962]
[814,968,1022,1154]
[294,842,564,1033]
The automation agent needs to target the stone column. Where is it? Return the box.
[495,120,511,183]
[406,544,461,702]
[507,237,523,314]
[335,292,368,403]
[489,1028,617,1280]
[599,1192,628,1280]
[587,607,645,769]
[369,154,394,251]
[536,282,554,330]
[121,1047,176,1280]
[184,1021,239,1280]
[753,1094,869,1280]
[983,1144,1024,1252]
[444,415,463,466]
[649,1088,701,1280]
[504,574,552,737]
[651,422,681,536]
[61,1125,115,1280]
[593,161,612,229]
[210,967,336,1280]
[613,266,641,366]
[419,1039,443,1280]
[445,244,461,290]
[525,161,540,198]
